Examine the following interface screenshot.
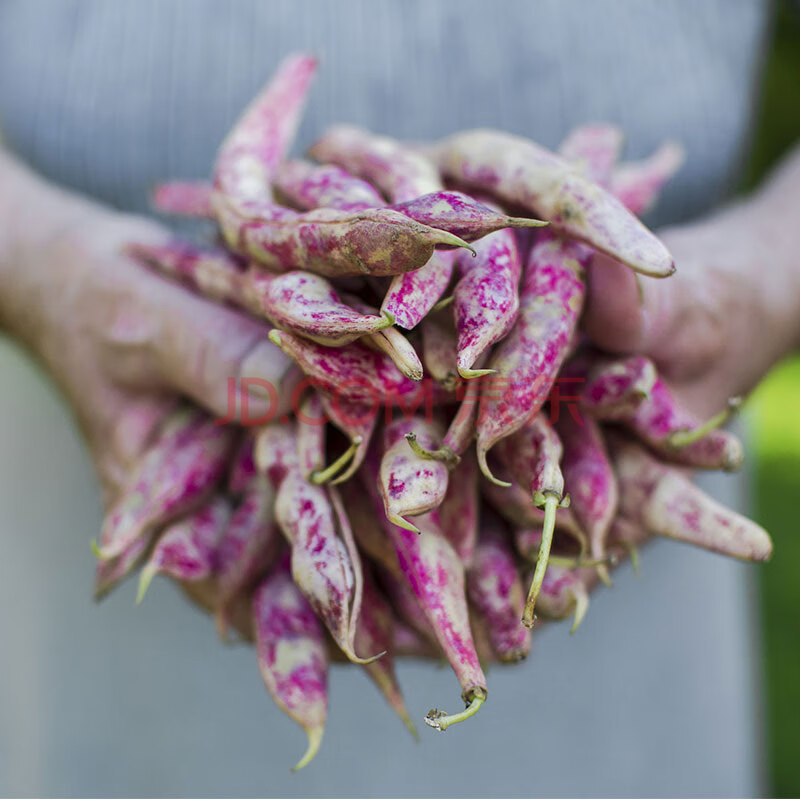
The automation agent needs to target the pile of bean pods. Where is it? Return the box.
[95,53,772,770]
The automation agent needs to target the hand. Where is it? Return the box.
[0,153,294,499]
[583,186,800,418]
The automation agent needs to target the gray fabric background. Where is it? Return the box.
[0,1,770,795]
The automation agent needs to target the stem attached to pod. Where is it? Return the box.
[424,687,487,731]
[522,493,559,628]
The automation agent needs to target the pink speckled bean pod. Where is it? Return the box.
[253,553,328,771]
[535,563,590,633]
[228,434,258,495]
[97,407,235,561]
[344,293,424,381]
[452,215,522,379]
[214,477,278,638]
[434,128,675,278]
[466,512,530,662]
[390,190,547,241]
[557,413,618,585]
[319,393,377,486]
[278,159,547,239]
[420,308,460,390]
[213,53,317,205]
[379,416,449,532]
[489,413,569,626]
[275,159,384,211]
[309,126,460,328]
[215,200,472,279]
[309,125,442,203]
[136,496,232,604]
[339,479,402,579]
[579,354,657,420]
[254,421,300,488]
[267,329,448,408]
[126,240,394,346]
[275,432,373,663]
[476,231,589,484]
[93,535,153,599]
[151,180,214,218]
[392,513,488,728]
[359,457,487,729]
[380,568,439,647]
[356,570,417,737]
[610,435,772,561]
[611,141,685,217]
[558,123,624,187]
[437,449,480,567]
[621,377,744,471]
[409,377,483,468]
[481,476,586,556]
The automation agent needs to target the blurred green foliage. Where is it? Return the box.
[743,2,800,796]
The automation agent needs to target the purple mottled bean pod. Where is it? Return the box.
[356,571,417,735]
[215,476,278,636]
[228,434,257,495]
[476,232,588,479]
[279,158,545,238]
[467,513,530,661]
[610,435,772,561]
[579,354,657,420]
[535,564,590,633]
[127,241,392,346]
[137,496,232,603]
[93,533,153,600]
[213,53,317,204]
[558,123,624,187]
[379,417,449,531]
[421,309,460,390]
[391,190,547,241]
[481,476,585,554]
[437,449,480,566]
[360,458,487,715]
[276,459,370,663]
[390,512,487,706]
[494,414,565,500]
[453,220,522,378]
[215,200,471,279]
[339,479,402,578]
[275,159,384,211]
[254,421,300,489]
[267,329,447,408]
[319,393,377,486]
[623,378,744,471]
[253,554,328,771]
[611,141,685,217]
[557,413,618,569]
[152,180,214,218]
[434,128,675,277]
[98,407,235,561]
[310,125,442,202]
[344,293,424,381]
[309,125,460,328]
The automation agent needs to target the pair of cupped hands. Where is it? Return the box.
[1,143,797,595]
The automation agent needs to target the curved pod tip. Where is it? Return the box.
[291,725,324,772]
[477,448,511,488]
[135,565,158,605]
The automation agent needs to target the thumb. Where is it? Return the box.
[147,274,298,423]
[582,250,676,357]
[97,215,299,423]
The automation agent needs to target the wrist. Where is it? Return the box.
[0,149,105,341]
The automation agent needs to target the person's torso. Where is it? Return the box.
[0,0,770,225]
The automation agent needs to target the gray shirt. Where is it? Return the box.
[0,1,770,796]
